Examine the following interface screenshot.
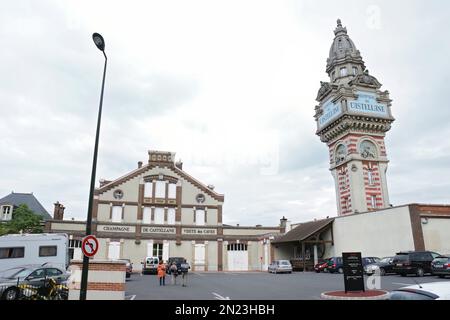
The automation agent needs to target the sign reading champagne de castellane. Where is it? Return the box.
[342,252,365,293]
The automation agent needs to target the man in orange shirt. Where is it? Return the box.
[157,261,166,286]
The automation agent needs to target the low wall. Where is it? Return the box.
[67,260,126,300]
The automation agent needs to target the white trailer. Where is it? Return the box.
[0,233,69,272]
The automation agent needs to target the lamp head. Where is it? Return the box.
[92,33,105,51]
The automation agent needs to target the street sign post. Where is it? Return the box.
[342,252,365,293]
[82,235,99,258]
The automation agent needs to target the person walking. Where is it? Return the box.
[180,259,190,287]
[169,262,178,285]
[157,260,166,286]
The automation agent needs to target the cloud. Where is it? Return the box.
[1,0,450,227]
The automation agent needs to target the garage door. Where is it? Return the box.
[227,243,248,271]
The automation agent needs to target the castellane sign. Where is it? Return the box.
[318,99,342,129]
[348,91,388,117]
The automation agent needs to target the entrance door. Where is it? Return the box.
[194,244,206,271]
[227,243,248,271]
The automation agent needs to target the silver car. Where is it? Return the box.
[268,260,293,274]
[0,265,69,300]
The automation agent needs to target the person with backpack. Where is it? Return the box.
[180,259,190,287]
[169,262,178,285]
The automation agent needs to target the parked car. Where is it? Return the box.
[392,251,441,277]
[314,259,330,273]
[362,257,381,266]
[431,255,450,278]
[365,257,395,276]
[0,265,69,300]
[388,281,450,300]
[326,257,343,274]
[167,257,187,274]
[268,260,293,274]
[141,256,159,275]
[119,259,133,278]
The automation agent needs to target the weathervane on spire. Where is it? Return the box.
[337,19,342,27]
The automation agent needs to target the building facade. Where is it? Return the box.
[314,19,395,216]
[47,150,282,271]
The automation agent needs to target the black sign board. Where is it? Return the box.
[342,252,365,293]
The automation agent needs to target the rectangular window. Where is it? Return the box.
[340,67,347,77]
[108,242,121,260]
[195,209,205,226]
[143,207,152,224]
[371,195,377,208]
[144,182,153,198]
[111,206,122,222]
[0,247,25,259]
[2,206,12,221]
[154,207,164,224]
[167,208,176,225]
[353,67,358,75]
[155,181,166,198]
[368,170,374,185]
[39,246,57,257]
[153,243,163,261]
[168,183,177,199]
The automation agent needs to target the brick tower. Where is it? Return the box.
[314,19,395,216]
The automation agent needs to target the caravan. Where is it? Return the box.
[0,233,69,272]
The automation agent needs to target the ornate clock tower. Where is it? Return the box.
[314,20,395,216]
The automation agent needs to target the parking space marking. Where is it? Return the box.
[192,272,205,277]
[212,292,231,300]
[125,295,136,300]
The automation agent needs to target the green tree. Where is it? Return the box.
[2,204,43,234]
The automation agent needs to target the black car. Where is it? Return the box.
[167,257,187,274]
[364,257,395,276]
[392,251,441,277]
[431,255,450,278]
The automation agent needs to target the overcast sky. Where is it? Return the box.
[1,0,450,227]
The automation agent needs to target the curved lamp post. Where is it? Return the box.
[80,33,108,300]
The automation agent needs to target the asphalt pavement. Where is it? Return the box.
[125,271,450,300]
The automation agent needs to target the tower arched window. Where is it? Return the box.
[340,67,347,77]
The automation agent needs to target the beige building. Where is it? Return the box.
[47,150,283,271]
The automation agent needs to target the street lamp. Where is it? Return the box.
[80,32,108,300]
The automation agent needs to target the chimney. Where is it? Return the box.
[280,216,288,233]
[138,161,143,169]
[53,202,64,220]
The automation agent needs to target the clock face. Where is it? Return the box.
[335,144,347,165]
[113,189,124,200]
[359,140,377,159]
[196,194,205,203]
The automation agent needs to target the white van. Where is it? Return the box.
[0,233,69,272]
[142,256,159,274]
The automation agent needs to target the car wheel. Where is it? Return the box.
[380,268,386,276]
[438,275,445,279]
[400,273,407,277]
[315,270,320,273]
[416,268,424,277]
[2,287,19,301]
[338,268,344,274]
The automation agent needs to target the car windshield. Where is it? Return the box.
[434,257,449,263]
[147,258,158,264]
[280,261,290,265]
[0,267,31,279]
[380,258,391,263]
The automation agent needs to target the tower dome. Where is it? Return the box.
[326,19,365,76]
